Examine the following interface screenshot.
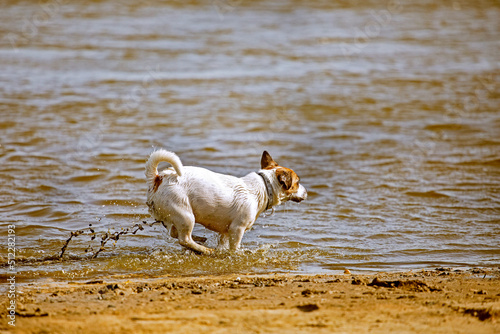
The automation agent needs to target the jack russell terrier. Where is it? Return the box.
[145,149,307,254]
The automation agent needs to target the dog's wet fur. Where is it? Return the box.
[145,150,307,254]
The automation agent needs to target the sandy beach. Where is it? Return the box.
[1,268,499,334]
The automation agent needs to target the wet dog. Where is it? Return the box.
[145,150,307,254]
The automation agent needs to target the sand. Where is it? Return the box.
[1,268,499,334]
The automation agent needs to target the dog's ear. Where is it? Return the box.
[261,151,279,169]
[276,169,293,190]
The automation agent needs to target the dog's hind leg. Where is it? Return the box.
[160,221,183,240]
[170,224,205,242]
[170,225,178,238]
[173,212,213,255]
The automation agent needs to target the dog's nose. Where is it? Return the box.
[299,185,307,199]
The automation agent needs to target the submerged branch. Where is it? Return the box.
[59,221,165,259]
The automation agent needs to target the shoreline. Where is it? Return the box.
[1,268,499,333]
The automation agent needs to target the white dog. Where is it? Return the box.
[145,149,307,254]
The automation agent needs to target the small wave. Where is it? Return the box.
[310,184,330,189]
[424,123,473,132]
[105,213,150,220]
[367,158,402,167]
[68,173,107,182]
[457,158,500,167]
[0,254,62,267]
[13,184,59,194]
[281,241,316,248]
[19,206,53,218]
[321,260,475,272]
[92,199,144,207]
[201,147,219,152]
[366,233,392,240]
[405,190,449,198]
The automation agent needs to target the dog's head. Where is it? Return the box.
[260,151,307,203]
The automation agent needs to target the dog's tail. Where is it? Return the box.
[145,149,184,183]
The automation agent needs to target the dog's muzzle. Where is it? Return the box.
[290,184,307,203]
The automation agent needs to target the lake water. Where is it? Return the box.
[1,0,499,282]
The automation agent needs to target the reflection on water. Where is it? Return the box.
[0,0,499,281]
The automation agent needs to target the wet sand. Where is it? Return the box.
[2,268,499,333]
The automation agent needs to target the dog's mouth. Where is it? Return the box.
[289,188,307,203]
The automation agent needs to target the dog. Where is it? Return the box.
[145,149,307,254]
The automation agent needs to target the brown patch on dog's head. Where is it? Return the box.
[260,151,305,201]
[261,151,279,169]
[275,167,300,194]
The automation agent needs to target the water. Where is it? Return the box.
[0,0,499,283]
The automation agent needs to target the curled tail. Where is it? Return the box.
[145,149,183,184]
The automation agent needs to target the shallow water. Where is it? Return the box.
[1,0,499,282]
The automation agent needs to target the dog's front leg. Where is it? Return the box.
[217,233,230,250]
[228,223,248,251]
